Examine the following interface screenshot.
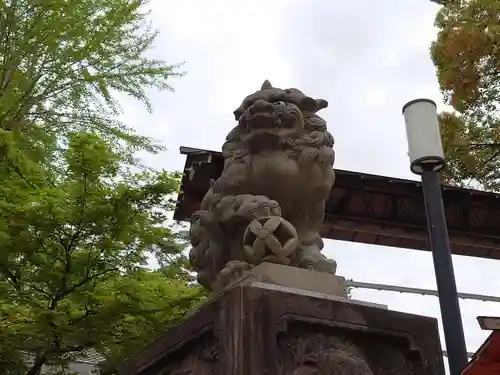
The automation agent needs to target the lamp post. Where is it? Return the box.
[402,99,468,375]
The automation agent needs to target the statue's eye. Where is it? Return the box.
[274,101,286,107]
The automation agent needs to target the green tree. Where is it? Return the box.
[0,0,181,161]
[0,133,206,375]
[431,0,500,189]
[0,1,203,373]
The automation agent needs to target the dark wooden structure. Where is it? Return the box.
[121,283,444,375]
[175,146,500,260]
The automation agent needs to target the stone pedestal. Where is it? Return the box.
[229,262,351,299]
[121,277,445,375]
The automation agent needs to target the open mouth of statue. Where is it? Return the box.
[245,112,280,130]
[242,112,287,152]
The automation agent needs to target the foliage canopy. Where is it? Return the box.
[431,0,500,189]
[0,1,203,374]
[0,0,181,159]
[0,133,206,375]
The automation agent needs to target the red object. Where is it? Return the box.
[461,331,500,375]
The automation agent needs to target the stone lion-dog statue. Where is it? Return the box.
[189,80,337,291]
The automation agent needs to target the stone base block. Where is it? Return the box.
[121,282,445,375]
[240,262,349,298]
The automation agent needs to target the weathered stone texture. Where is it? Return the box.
[121,283,445,375]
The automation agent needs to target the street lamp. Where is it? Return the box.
[402,99,468,375]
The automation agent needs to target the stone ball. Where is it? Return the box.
[243,216,298,265]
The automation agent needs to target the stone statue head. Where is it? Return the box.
[229,80,329,153]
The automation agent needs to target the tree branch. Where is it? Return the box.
[0,263,20,290]
[50,268,118,309]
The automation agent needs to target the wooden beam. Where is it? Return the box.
[175,147,500,260]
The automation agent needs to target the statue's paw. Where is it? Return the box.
[214,195,282,224]
[235,195,282,220]
[213,261,254,292]
[298,256,337,275]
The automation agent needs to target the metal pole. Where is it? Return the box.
[421,168,468,374]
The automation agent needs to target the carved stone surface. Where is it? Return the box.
[279,328,374,375]
[164,336,217,375]
[278,324,422,375]
[189,80,336,291]
[121,283,445,375]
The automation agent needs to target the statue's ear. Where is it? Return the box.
[233,108,243,121]
[261,80,273,90]
[316,99,328,111]
[299,96,318,112]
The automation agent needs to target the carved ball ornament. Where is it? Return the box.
[243,216,299,265]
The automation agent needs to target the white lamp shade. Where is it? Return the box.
[402,98,445,175]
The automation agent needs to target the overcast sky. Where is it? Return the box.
[117,0,500,368]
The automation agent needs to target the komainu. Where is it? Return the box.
[189,80,337,291]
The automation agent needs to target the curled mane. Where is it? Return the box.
[223,110,333,162]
